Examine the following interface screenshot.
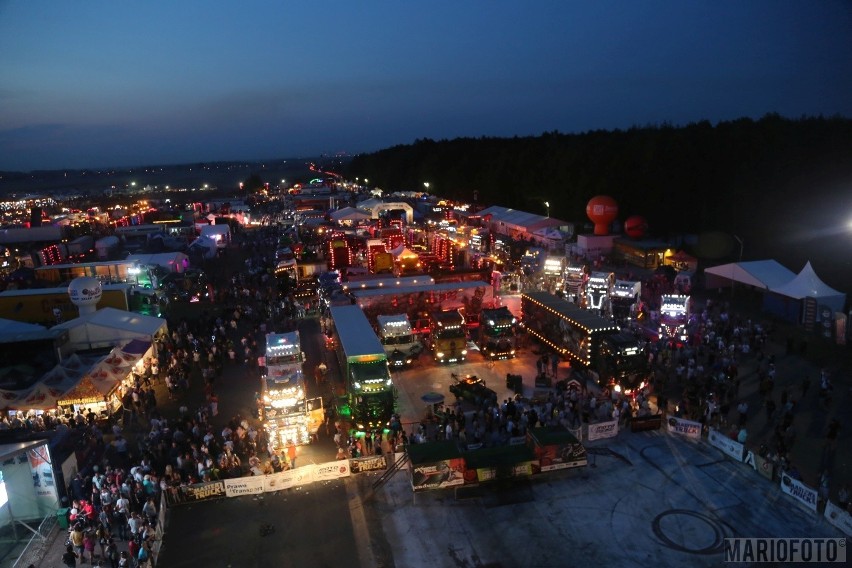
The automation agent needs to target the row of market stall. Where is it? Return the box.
[0,338,155,423]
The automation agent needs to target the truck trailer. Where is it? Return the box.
[329,305,395,431]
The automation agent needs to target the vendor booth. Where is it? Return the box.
[52,307,167,355]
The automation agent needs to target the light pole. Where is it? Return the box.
[544,201,550,218]
[733,235,744,262]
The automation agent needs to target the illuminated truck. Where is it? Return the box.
[477,306,518,360]
[522,292,647,390]
[377,313,422,368]
[262,331,312,446]
[428,309,468,364]
[610,280,642,322]
[658,294,691,344]
[585,271,614,316]
[564,265,587,304]
[329,305,395,431]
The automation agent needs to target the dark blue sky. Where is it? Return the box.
[1,1,850,171]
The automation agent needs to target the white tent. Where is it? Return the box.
[769,262,846,313]
[356,198,383,211]
[703,260,796,290]
[330,207,372,222]
[52,307,167,353]
[126,252,189,273]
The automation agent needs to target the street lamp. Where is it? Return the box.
[423,182,430,193]
[733,234,744,262]
[544,201,550,218]
[364,178,369,187]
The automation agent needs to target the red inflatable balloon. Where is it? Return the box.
[624,215,648,239]
[586,196,618,235]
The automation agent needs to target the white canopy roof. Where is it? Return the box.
[770,262,846,311]
[53,307,167,352]
[126,252,188,273]
[330,207,372,222]
[703,260,796,290]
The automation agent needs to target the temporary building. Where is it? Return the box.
[764,262,847,322]
[703,260,796,290]
[126,252,189,273]
[52,307,167,353]
[330,207,371,223]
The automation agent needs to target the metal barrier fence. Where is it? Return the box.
[11,514,57,568]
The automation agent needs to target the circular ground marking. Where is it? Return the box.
[651,509,731,555]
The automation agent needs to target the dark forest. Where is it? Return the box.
[347,115,852,292]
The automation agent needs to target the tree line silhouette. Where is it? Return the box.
[346,114,852,248]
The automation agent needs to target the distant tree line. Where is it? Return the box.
[345,115,852,244]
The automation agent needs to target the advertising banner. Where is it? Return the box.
[224,476,265,498]
[411,458,466,491]
[350,455,387,474]
[180,480,226,503]
[475,461,535,483]
[533,441,588,472]
[312,460,351,482]
[666,417,702,439]
[630,414,662,432]
[823,500,852,536]
[264,466,314,492]
[587,420,618,441]
[779,473,818,512]
[752,453,775,481]
[708,428,745,462]
[27,444,58,505]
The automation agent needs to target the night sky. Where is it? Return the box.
[1,1,851,171]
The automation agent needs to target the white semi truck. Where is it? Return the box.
[376,313,423,368]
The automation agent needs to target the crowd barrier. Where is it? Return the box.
[667,422,852,537]
[169,454,398,506]
[578,414,851,537]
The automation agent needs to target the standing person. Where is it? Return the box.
[736,401,748,426]
[287,440,297,469]
[62,544,79,567]
[127,537,139,565]
[83,529,97,564]
[70,523,85,562]
[117,551,130,568]
[105,538,119,568]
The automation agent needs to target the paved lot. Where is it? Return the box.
[370,428,843,568]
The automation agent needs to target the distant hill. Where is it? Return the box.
[347,114,852,296]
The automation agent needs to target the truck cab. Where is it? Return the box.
[564,265,587,304]
[478,306,518,360]
[377,313,422,368]
[586,271,614,316]
[610,280,642,322]
[428,309,468,364]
